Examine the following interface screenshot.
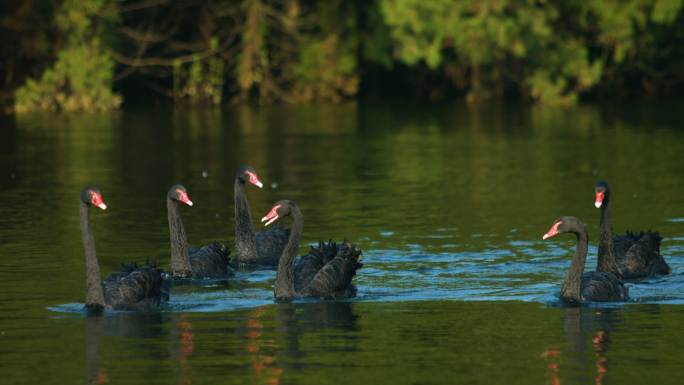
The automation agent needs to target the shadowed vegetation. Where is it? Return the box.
[3,0,684,112]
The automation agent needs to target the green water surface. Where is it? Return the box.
[1,102,683,384]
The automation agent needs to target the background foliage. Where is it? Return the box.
[2,0,684,112]
[12,0,121,113]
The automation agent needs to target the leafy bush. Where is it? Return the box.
[173,38,225,105]
[14,0,120,113]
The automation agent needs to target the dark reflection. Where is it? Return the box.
[85,317,108,385]
[240,302,360,384]
[542,307,619,385]
[275,302,360,357]
[85,313,168,385]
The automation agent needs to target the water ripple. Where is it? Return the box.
[48,241,684,314]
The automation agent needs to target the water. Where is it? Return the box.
[1,102,684,384]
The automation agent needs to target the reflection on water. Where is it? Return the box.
[2,103,684,384]
[275,302,359,358]
[84,313,169,384]
[85,317,107,385]
[240,302,360,385]
[542,307,621,385]
[171,314,194,385]
[246,307,283,385]
[593,331,608,385]
[6,300,684,385]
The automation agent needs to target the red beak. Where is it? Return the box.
[594,191,604,208]
[543,221,562,240]
[261,204,281,227]
[91,193,107,210]
[246,171,263,188]
[177,190,193,206]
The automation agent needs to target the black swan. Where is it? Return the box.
[594,181,670,279]
[260,200,362,300]
[233,165,289,266]
[542,216,628,303]
[167,184,232,279]
[80,187,168,312]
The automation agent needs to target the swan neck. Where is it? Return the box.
[275,206,302,299]
[80,202,105,308]
[561,226,588,302]
[597,193,619,274]
[234,178,257,263]
[168,198,192,277]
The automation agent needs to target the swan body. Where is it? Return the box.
[595,181,670,279]
[572,271,628,302]
[261,200,362,300]
[101,262,169,311]
[167,185,232,279]
[80,187,168,312]
[233,165,289,266]
[185,242,231,277]
[612,231,669,278]
[543,216,628,303]
[294,240,362,299]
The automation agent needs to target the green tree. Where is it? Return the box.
[14,0,120,113]
[378,0,684,104]
[5,0,684,108]
[173,38,225,105]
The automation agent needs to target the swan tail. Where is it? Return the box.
[293,240,334,291]
[617,230,662,252]
[615,230,668,278]
[305,241,363,298]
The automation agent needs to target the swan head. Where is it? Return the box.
[542,216,585,240]
[168,184,193,206]
[594,181,609,208]
[237,165,263,188]
[81,187,107,210]
[261,200,296,227]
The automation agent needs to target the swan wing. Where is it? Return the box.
[294,240,339,291]
[104,264,168,310]
[581,271,628,302]
[304,242,362,299]
[615,230,668,278]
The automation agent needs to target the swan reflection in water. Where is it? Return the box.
[275,302,359,357]
[244,302,360,384]
[84,313,169,385]
[170,314,194,385]
[541,307,619,385]
[246,306,283,385]
[85,317,108,385]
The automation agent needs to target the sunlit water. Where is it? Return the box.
[1,102,683,384]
